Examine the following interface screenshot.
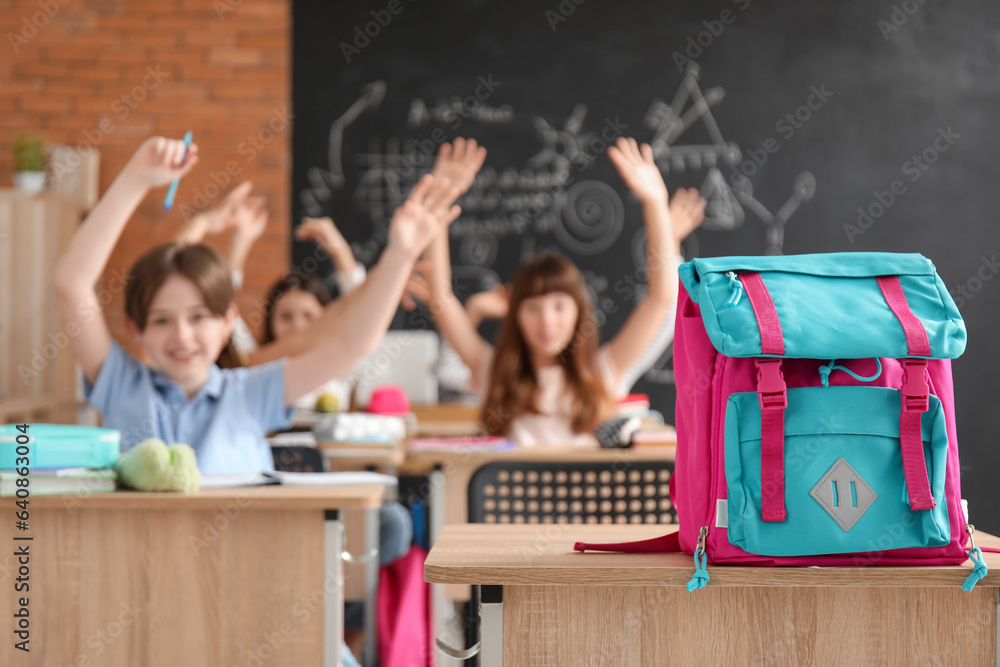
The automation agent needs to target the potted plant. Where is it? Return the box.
[13,133,46,193]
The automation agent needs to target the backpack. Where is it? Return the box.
[577,252,993,591]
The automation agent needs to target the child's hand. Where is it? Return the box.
[124,136,199,189]
[204,180,254,234]
[608,137,667,206]
[466,284,509,322]
[432,138,486,197]
[387,175,461,260]
[401,260,433,311]
[232,194,269,243]
[668,187,707,243]
[296,217,347,255]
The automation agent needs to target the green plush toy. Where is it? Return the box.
[116,439,201,493]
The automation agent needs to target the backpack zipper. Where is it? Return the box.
[962,523,988,591]
[686,526,710,592]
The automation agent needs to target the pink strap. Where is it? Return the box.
[877,276,935,511]
[981,547,1000,554]
[574,531,681,553]
[739,272,785,355]
[740,272,788,522]
[898,359,936,510]
[756,359,788,521]
[877,276,931,356]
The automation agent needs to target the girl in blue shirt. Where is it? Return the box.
[53,136,461,474]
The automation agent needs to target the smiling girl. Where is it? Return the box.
[53,136,460,473]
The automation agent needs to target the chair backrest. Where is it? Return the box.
[467,460,676,525]
[271,445,327,473]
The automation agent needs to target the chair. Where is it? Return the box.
[468,459,677,525]
[270,445,327,473]
[449,459,676,663]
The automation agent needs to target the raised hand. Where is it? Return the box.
[401,260,433,311]
[296,217,347,256]
[466,283,509,324]
[232,194,269,243]
[124,136,199,189]
[432,138,487,196]
[607,137,667,206]
[668,187,707,243]
[387,175,461,260]
[205,180,254,234]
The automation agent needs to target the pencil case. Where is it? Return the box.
[0,424,121,470]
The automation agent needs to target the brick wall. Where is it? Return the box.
[1,0,291,349]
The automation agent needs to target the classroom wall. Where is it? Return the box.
[0,0,291,348]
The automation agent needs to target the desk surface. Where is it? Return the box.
[27,483,386,510]
[405,442,676,469]
[425,524,1000,588]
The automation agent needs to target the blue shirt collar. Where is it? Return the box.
[151,364,224,401]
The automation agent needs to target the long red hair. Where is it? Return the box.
[480,254,614,437]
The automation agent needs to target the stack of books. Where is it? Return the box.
[0,424,120,496]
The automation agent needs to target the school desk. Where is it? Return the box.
[0,485,385,667]
[424,524,1000,666]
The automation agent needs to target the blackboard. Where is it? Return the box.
[293,0,1000,535]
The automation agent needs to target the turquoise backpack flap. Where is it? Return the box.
[677,252,966,359]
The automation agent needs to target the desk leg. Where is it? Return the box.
[480,585,504,667]
[427,469,461,666]
[324,510,344,667]
[361,507,379,667]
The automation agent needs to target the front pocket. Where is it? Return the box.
[724,386,951,557]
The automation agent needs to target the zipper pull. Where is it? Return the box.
[962,523,988,592]
[686,526,710,592]
[723,272,743,308]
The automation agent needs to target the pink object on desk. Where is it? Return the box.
[366,385,410,416]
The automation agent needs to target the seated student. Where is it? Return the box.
[420,137,705,446]
[52,136,462,474]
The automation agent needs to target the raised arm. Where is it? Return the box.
[174,180,252,245]
[604,138,704,387]
[295,216,364,292]
[53,137,199,383]
[282,175,461,404]
[415,139,493,384]
[227,193,269,280]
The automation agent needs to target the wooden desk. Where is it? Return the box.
[426,524,1000,666]
[410,403,481,438]
[0,485,385,667]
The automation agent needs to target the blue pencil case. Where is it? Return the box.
[0,424,121,470]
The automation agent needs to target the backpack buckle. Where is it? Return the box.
[901,359,929,412]
[755,358,787,410]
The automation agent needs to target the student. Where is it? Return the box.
[52,136,461,474]
[422,137,705,446]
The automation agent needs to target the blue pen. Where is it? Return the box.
[163,131,192,211]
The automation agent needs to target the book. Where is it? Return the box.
[407,436,516,452]
[199,471,398,488]
[263,470,398,487]
[0,468,116,496]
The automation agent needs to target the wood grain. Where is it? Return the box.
[425,524,1000,588]
[1,506,330,666]
[503,584,998,666]
[23,484,386,510]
